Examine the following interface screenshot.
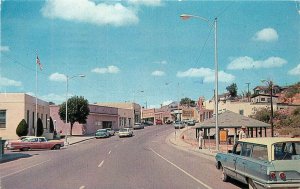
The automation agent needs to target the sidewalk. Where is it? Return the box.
[167,127,227,162]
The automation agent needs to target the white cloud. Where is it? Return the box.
[176,68,235,83]
[0,46,10,52]
[252,28,278,42]
[49,72,67,82]
[41,93,66,104]
[148,104,160,109]
[162,100,173,106]
[41,0,139,27]
[92,65,120,74]
[288,64,300,75]
[0,75,22,87]
[151,70,165,76]
[227,56,287,70]
[128,0,162,6]
[154,60,168,64]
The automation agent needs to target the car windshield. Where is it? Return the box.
[273,142,300,160]
[120,129,128,132]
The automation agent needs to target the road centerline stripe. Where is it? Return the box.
[108,150,111,155]
[150,148,213,189]
[79,186,85,189]
[98,160,104,168]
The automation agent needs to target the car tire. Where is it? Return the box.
[21,147,29,151]
[53,144,61,150]
[220,165,229,182]
[248,178,257,189]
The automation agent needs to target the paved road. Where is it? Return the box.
[0,125,246,189]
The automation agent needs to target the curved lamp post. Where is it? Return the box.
[65,74,85,144]
[180,14,219,151]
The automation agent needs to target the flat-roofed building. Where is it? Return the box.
[0,93,50,140]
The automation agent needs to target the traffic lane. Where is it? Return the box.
[1,135,123,189]
[1,127,163,189]
[84,126,208,189]
[147,128,246,189]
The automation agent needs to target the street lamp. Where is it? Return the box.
[180,14,219,151]
[65,74,85,144]
[261,79,274,137]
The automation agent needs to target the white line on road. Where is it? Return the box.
[108,150,111,155]
[150,148,213,189]
[79,186,85,189]
[1,160,51,179]
[98,160,104,168]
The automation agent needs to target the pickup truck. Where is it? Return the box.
[215,137,300,189]
[7,136,64,151]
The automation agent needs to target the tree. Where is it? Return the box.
[180,97,196,107]
[37,118,44,136]
[59,96,90,136]
[16,119,28,137]
[49,117,54,133]
[226,83,238,97]
[251,107,270,123]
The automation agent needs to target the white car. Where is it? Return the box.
[118,128,133,138]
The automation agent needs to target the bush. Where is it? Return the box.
[16,119,29,137]
[37,118,44,136]
[49,117,54,133]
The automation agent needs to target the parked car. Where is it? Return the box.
[118,128,133,137]
[215,137,300,189]
[144,121,153,126]
[95,129,110,138]
[156,119,163,125]
[6,137,64,151]
[105,128,115,136]
[173,121,185,129]
[187,120,195,126]
[133,123,144,130]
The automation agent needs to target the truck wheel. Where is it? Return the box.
[248,179,257,189]
[220,165,229,182]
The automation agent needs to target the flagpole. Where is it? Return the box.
[35,55,38,137]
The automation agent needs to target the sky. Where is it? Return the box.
[1,0,300,108]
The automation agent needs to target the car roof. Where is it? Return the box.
[97,129,107,131]
[239,137,300,146]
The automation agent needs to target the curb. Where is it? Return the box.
[67,137,95,146]
[166,131,216,162]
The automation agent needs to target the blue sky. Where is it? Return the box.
[1,0,300,108]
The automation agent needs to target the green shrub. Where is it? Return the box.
[16,119,28,137]
[37,118,44,136]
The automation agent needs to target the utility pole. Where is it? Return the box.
[246,82,250,102]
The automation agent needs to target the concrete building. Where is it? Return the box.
[0,93,50,140]
[50,104,119,135]
[96,102,141,127]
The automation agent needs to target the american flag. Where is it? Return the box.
[36,55,43,70]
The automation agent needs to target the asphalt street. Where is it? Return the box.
[0,125,246,189]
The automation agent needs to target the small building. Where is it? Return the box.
[195,110,271,144]
[96,102,141,125]
[50,104,119,135]
[0,93,50,140]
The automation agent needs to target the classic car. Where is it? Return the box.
[105,128,115,136]
[118,128,133,137]
[215,137,300,189]
[95,129,110,138]
[173,121,185,129]
[6,136,64,151]
[133,123,144,130]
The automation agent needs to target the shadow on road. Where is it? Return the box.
[0,153,32,164]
